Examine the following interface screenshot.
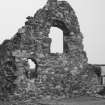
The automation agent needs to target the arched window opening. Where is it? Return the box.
[28,59,36,69]
[26,58,38,79]
[49,27,63,53]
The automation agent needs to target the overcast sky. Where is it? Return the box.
[0,0,105,64]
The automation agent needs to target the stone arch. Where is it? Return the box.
[33,0,81,54]
[50,19,71,53]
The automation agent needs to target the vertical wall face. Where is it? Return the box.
[100,66,105,84]
[9,0,89,98]
[1,0,101,100]
[31,0,88,69]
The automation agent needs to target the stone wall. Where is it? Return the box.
[0,0,101,101]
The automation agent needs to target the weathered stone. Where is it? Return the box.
[0,0,101,101]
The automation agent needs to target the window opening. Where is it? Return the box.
[49,27,63,53]
[26,58,38,79]
[28,59,36,69]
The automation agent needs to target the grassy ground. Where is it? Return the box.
[0,96,105,105]
[38,96,105,105]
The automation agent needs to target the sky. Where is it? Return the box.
[0,0,105,64]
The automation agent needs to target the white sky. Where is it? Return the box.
[0,0,105,64]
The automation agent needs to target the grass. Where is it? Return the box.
[1,95,105,105]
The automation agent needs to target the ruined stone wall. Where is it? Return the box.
[0,0,101,101]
